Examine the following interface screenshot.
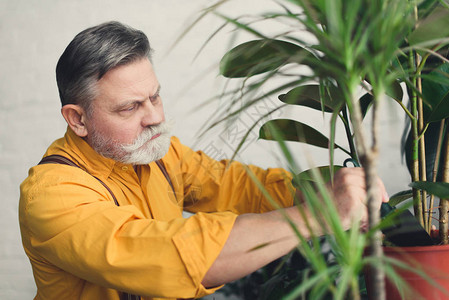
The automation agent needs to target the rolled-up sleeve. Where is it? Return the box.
[20,166,237,299]
[164,137,295,215]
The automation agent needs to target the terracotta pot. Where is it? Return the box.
[366,243,449,300]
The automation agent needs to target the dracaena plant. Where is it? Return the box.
[188,0,449,299]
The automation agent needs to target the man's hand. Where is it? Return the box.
[329,167,389,231]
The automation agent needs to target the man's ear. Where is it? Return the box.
[61,104,89,137]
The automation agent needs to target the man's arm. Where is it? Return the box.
[202,205,316,287]
[168,137,296,215]
[202,167,388,287]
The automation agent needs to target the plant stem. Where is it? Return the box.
[415,54,429,231]
[351,278,361,300]
[439,123,449,244]
[409,51,424,226]
[428,120,445,229]
[342,105,359,163]
[348,87,385,300]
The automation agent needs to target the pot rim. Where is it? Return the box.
[383,243,449,252]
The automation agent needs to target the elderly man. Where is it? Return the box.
[19,21,387,300]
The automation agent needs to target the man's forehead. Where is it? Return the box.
[95,58,159,103]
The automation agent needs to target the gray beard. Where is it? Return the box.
[89,118,174,165]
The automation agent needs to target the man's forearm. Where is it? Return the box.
[202,167,388,288]
[202,205,320,288]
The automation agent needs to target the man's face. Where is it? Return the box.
[84,58,172,165]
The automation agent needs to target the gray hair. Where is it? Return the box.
[56,21,152,114]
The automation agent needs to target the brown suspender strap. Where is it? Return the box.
[39,155,79,167]
[38,154,176,300]
[39,155,176,203]
[39,155,120,206]
[155,160,176,197]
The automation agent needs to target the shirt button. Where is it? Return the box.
[122,166,128,171]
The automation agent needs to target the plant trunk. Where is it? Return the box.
[409,52,424,226]
[349,89,385,300]
[428,120,445,231]
[417,70,429,231]
[439,126,449,244]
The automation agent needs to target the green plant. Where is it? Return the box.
[190,0,449,299]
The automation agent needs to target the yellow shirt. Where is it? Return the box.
[19,128,294,300]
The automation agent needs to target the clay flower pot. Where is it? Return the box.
[366,230,449,300]
[380,243,449,299]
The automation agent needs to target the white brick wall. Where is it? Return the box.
[0,0,411,299]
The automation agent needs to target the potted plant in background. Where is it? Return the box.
[187,0,449,299]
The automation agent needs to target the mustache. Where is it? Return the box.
[122,118,175,151]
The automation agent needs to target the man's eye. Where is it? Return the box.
[150,94,160,102]
[123,104,137,112]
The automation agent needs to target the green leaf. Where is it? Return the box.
[410,181,449,199]
[389,189,413,207]
[295,166,344,185]
[408,5,449,47]
[259,119,346,151]
[421,63,449,123]
[278,84,344,112]
[220,39,308,78]
[417,0,441,19]
[386,79,404,102]
[359,93,373,119]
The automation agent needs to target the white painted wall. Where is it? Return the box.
[0,0,411,298]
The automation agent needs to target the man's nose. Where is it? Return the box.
[141,101,164,127]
